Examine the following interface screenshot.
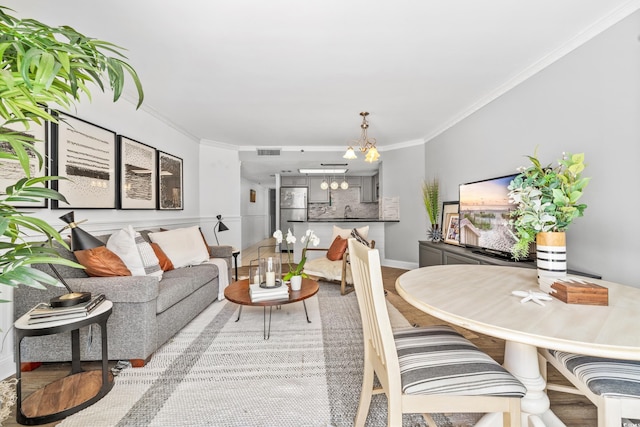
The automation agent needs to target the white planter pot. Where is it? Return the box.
[536,231,567,293]
[290,275,302,291]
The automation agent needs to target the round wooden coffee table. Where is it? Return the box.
[224,278,319,339]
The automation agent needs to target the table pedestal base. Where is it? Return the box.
[475,341,566,427]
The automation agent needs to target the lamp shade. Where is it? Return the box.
[59,211,104,250]
[214,214,229,245]
[343,147,357,160]
[50,211,97,307]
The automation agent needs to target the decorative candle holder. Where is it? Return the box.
[249,262,261,286]
[259,256,282,288]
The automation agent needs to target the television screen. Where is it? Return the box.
[458,174,521,260]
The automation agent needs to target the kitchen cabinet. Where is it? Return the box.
[281,176,308,186]
[308,177,329,203]
[346,176,361,186]
[360,175,378,202]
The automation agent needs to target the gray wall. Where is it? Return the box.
[382,142,427,267]
[424,10,640,286]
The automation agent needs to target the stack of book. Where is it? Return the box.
[28,293,106,324]
[249,284,289,302]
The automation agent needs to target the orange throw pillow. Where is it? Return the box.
[326,236,348,261]
[150,242,174,271]
[74,246,132,277]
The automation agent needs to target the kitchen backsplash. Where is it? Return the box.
[308,187,379,219]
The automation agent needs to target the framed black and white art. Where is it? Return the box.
[157,151,183,210]
[0,120,48,207]
[118,136,157,209]
[52,113,117,209]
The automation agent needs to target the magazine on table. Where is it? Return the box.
[249,284,288,302]
[28,293,106,320]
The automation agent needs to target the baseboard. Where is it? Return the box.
[381,258,418,270]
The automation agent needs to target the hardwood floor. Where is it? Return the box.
[3,239,596,427]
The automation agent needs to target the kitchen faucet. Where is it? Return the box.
[344,205,352,218]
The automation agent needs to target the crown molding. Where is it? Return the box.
[423,0,640,144]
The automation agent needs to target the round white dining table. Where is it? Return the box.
[395,264,640,427]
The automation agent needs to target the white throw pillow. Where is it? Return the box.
[332,225,369,240]
[148,226,209,268]
[107,225,162,279]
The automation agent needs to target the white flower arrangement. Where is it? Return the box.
[273,228,320,279]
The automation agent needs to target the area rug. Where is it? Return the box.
[58,283,479,427]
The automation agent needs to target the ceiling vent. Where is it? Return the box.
[257,148,281,156]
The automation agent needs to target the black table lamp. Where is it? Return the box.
[49,212,103,307]
[214,214,229,245]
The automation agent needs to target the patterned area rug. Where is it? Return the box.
[59,283,479,426]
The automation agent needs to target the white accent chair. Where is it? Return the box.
[347,238,525,427]
[539,348,640,427]
[302,239,374,295]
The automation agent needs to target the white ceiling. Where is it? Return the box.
[5,1,640,184]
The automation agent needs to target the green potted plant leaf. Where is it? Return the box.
[422,178,441,242]
[508,150,590,289]
[0,5,144,293]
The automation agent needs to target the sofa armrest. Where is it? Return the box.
[65,276,159,303]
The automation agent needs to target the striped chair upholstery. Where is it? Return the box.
[396,325,527,397]
[548,350,640,398]
[540,348,640,427]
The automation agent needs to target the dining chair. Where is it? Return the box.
[539,348,640,427]
[347,238,526,427]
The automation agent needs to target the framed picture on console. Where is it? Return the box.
[118,136,157,209]
[157,151,183,210]
[0,119,48,207]
[442,201,460,245]
[51,113,117,209]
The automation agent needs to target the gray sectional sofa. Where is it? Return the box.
[14,230,233,368]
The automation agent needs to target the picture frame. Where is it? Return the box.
[118,136,157,209]
[157,151,183,210]
[441,201,460,245]
[0,119,48,207]
[52,113,117,209]
[250,189,256,203]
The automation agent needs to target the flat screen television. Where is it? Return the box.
[458,173,527,261]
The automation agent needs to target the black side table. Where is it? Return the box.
[232,248,240,280]
[14,300,114,425]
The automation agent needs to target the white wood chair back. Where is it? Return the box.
[347,238,524,427]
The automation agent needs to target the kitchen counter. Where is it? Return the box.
[289,218,398,223]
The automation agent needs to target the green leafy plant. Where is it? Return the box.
[273,228,320,280]
[0,6,144,297]
[422,178,440,240]
[508,150,590,260]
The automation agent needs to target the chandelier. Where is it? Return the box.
[343,111,380,163]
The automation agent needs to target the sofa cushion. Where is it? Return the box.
[151,243,174,271]
[148,226,209,268]
[332,225,369,240]
[107,225,163,279]
[326,236,348,261]
[74,246,132,277]
[156,264,219,313]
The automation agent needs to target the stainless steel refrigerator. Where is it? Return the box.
[280,187,307,234]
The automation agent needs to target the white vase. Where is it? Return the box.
[290,275,302,291]
[536,231,567,293]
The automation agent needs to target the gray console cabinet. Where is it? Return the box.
[418,241,601,278]
[418,241,532,268]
